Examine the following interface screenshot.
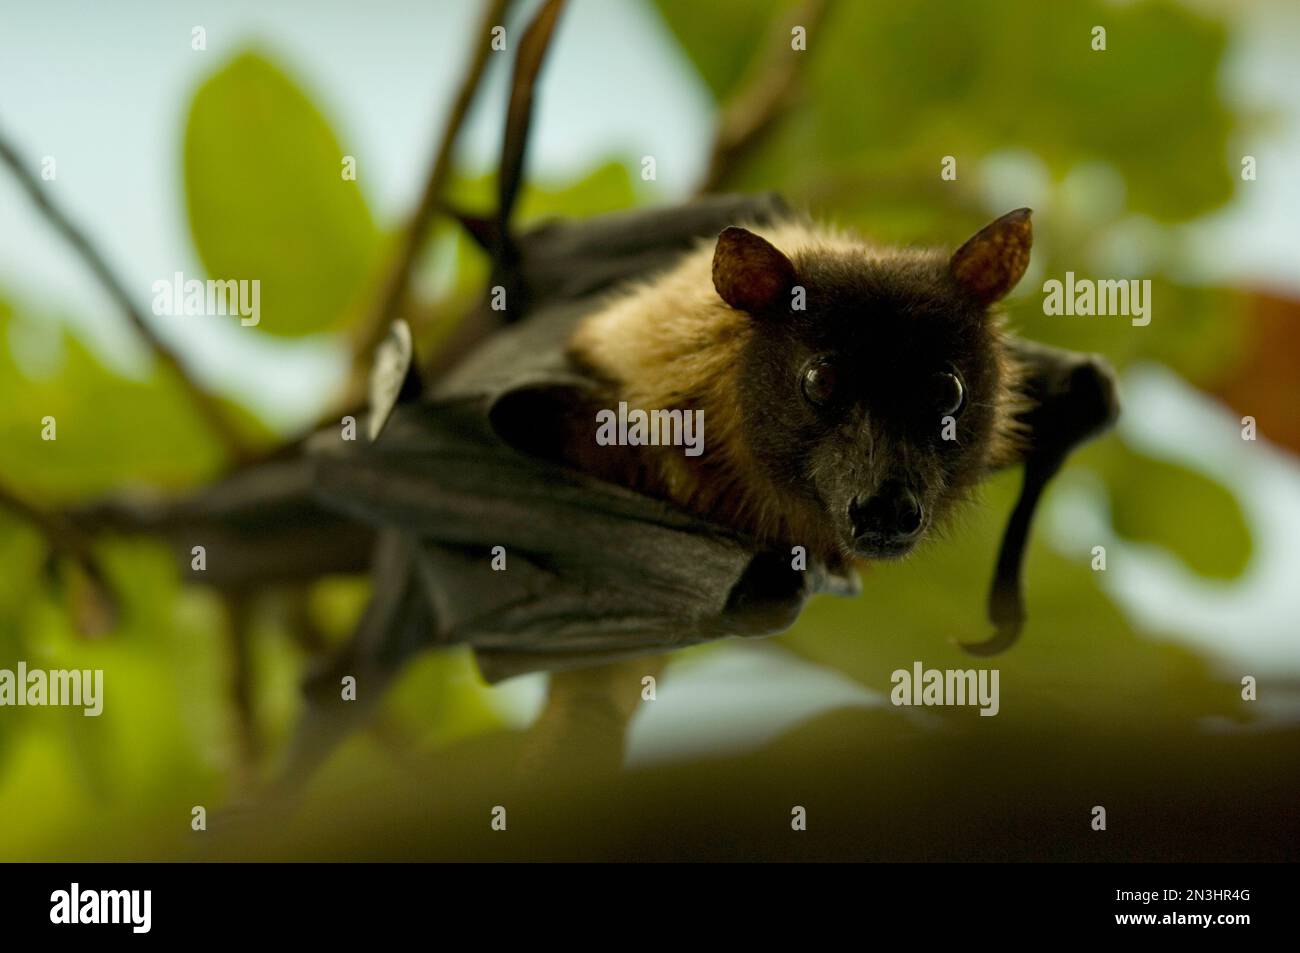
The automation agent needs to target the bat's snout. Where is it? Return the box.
[848,481,925,558]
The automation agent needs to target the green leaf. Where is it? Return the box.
[653,0,780,101]
[725,0,1237,224]
[1002,284,1247,390]
[1096,442,1251,580]
[183,50,381,337]
[0,534,226,860]
[0,300,266,498]
[443,159,640,224]
[777,470,1245,734]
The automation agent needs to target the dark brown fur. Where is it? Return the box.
[563,213,1034,570]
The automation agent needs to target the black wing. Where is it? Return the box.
[310,194,855,684]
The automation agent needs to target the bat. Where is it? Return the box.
[78,193,1115,783]
[301,193,1119,693]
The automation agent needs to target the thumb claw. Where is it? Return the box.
[959,621,1021,657]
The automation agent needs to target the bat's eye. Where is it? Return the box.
[930,368,965,417]
[801,359,838,407]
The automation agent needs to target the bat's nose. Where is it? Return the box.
[849,482,924,543]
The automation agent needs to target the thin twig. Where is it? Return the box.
[349,0,515,373]
[0,479,97,570]
[0,130,255,464]
[495,0,567,242]
[697,0,832,195]
[0,478,117,632]
[223,591,261,790]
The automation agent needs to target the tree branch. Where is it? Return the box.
[0,478,117,634]
[349,0,515,374]
[697,0,832,195]
[0,130,255,464]
[0,479,93,570]
[222,591,261,790]
[495,0,567,242]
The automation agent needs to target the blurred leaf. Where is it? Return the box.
[0,517,42,768]
[0,299,266,498]
[183,50,381,337]
[653,0,779,101]
[726,0,1237,223]
[308,575,372,646]
[659,0,1247,390]
[1202,291,1300,457]
[444,159,640,224]
[0,535,226,860]
[384,648,510,750]
[777,470,1245,732]
[1001,283,1246,388]
[1094,441,1251,580]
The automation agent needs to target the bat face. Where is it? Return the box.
[735,252,1006,560]
[712,210,1032,562]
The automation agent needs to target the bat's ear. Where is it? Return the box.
[949,208,1033,305]
[712,226,797,314]
[961,338,1120,656]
